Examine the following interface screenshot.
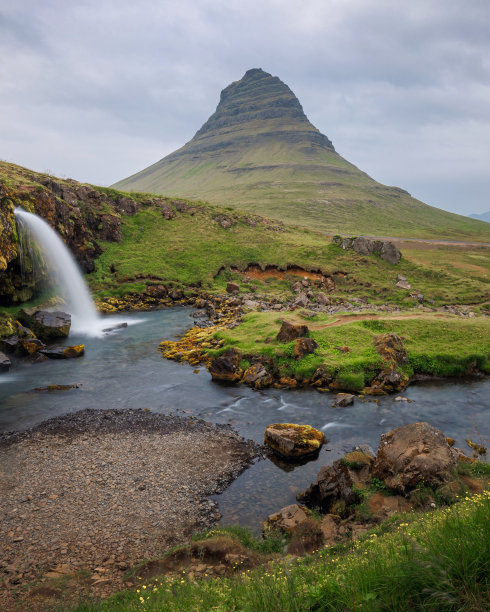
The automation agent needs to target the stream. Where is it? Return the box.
[1,308,489,532]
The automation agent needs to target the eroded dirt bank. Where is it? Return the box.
[0,409,259,610]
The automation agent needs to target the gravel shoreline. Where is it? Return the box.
[0,408,260,609]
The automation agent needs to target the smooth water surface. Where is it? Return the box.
[1,308,489,531]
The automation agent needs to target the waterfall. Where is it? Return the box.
[14,208,101,334]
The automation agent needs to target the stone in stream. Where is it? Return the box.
[0,350,11,372]
[18,309,71,340]
[264,423,324,458]
[297,459,359,513]
[40,345,85,359]
[333,393,354,407]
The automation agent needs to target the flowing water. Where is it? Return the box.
[14,208,106,335]
[1,308,489,532]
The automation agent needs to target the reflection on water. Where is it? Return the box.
[1,308,489,532]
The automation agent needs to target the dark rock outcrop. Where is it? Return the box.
[276,320,309,342]
[293,337,318,359]
[18,310,71,340]
[297,459,359,513]
[208,348,242,382]
[372,422,457,492]
[0,351,11,371]
[242,363,273,389]
[333,236,401,264]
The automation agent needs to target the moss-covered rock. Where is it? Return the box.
[264,423,324,458]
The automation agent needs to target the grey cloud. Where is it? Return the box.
[0,0,489,214]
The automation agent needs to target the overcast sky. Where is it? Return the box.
[1,0,489,215]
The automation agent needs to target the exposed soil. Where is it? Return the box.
[230,264,328,282]
[0,409,260,610]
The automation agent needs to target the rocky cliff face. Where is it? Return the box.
[0,163,133,304]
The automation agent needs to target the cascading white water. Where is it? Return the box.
[14,207,101,334]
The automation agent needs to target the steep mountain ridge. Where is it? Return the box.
[113,69,489,240]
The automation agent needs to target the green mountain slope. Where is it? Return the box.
[114,68,490,240]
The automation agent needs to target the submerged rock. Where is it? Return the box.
[264,423,324,458]
[18,310,71,340]
[372,422,457,493]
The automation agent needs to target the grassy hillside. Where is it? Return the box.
[90,202,489,308]
[114,69,490,241]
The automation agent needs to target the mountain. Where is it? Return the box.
[469,212,490,223]
[114,69,490,240]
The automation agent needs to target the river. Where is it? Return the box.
[1,308,488,532]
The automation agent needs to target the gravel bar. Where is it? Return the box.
[0,408,260,609]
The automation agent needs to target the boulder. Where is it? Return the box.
[145,284,168,298]
[208,348,242,382]
[40,344,85,359]
[292,293,309,308]
[226,282,240,294]
[291,281,303,293]
[315,292,330,306]
[380,242,401,264]
[395,280,411,290]
[333,393,354,407]
[263,504,309,534]
[0,351,11,372]
[18,310,71,340]
[320,514,341,546]
[264,423,324,458]
[276,320,309,342]
[243,363,273,389]
[297,459,359,513]
[293,337,318,359]
[368,493,412,520]
[372,422,457,492]
[19,338,46,355]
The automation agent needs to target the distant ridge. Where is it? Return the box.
[469,212,490,223]
[114,69,490,240]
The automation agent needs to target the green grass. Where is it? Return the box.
[88,203,489,308]
[209,312,490,382]
[71,490,490,611]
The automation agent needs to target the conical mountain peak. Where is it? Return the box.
[192,68,334,149]
[114,70,473,238]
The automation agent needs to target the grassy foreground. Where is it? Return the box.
[208,312,490,389]
[73,490,490,611]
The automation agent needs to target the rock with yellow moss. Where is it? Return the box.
[264,423,324,458]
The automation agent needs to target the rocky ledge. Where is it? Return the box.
[0,409,259,609]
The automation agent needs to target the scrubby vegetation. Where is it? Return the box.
[72,490,490,611]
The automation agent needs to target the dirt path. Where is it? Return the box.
[0,409,258,611]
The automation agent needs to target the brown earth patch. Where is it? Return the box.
[231,264,327,282]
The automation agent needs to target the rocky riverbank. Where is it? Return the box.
[0,409,259,610]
